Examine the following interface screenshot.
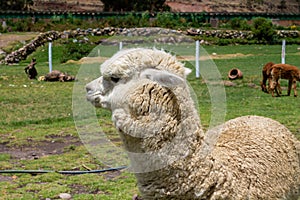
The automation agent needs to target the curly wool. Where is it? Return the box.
[119,81,300,199]
[86,48,300,199]
[101,48,187,79]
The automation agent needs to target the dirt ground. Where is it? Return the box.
[0,135,83,182]
[0,33,38,49]
[68,53,252,65]
[0,135,82,160]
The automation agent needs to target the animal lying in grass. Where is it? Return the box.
[268,63,300,97]
[86,48,300,199]
[39,70,75,82]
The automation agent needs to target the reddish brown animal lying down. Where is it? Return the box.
[42,70,75,82]
[268,64,300,97]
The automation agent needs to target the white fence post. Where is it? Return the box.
[195,40,200,78]
[119,41,123,50]
[281,39,286,64]
[48,42,52,72]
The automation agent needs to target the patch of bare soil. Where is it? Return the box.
[177,53,252,61]
[0,33,38,49]
[67,53,252,65]
[66,56,109,65]
[0,175,13,182]
[70,183,105,194]
[166,0,300,14]
[0,135,82,160]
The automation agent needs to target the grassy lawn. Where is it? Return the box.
[0,39,299,199]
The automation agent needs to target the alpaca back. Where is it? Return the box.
[270,64,300,80]
[200,116,300,199]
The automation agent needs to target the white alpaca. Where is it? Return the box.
[86,48,300,199]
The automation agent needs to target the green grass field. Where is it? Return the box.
[0,39,299,199]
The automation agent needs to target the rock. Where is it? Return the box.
[4,31,61,64]
[3,27,299,65]
[248,83,258,89]
[223,80,236,87]
[59,193,72,199]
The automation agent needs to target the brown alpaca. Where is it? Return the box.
[24,58,38,79]
[260,62,283,93]
[44,70,75,82]
[269,64,300,97]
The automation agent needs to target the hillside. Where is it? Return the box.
[31,0,300,14]
[165,0,300,14]
[31,0,104,12]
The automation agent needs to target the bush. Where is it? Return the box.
[139,11,150,27]
[188,13,205,27]
[121,13,140,27]
[217,39,231,46]
[252,17,277,44]
[60,41,96,63]
[51,15,64,24]
[152,12,179,28]
[230,18,251,30]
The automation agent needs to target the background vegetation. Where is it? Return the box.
[0,0,168,12]
[0,37,299,198]
[0,0,34,11]
[1,13,299,46]
[101,0,169,12]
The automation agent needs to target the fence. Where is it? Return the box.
[1,10,300,22]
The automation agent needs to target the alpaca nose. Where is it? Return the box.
[85,83,94,94]
[86,77,102,95]
[85,83,94,95]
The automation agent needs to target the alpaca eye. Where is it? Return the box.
[110,77,120,83]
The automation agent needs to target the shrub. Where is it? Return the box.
[139,11,150,27]
[60,41,96,63]
[217,39,231,46]
[51,15,64,24]
[153,12,179,28]
[252,17,277,44]
[230,17,251,30]
[188,13,205,27]
[121,13,140,27]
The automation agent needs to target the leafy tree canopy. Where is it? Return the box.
[0,0,33,11]
[252,17,277,43]
[101,0,170,12]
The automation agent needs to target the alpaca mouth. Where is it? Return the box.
[86,93,102,108]
[86,93,111,109]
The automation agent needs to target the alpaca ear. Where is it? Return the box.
[140,68,185,88]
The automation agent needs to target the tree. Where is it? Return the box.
[252,17,277,44]
[230,17,251,30]
[101,0,169,12]
[246,0,252,9]
[0,0,33,11]
[278,0,287,11]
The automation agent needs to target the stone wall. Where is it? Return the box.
[187,28,300,39]
[2,27,300,64]
[64,27,300,40]
[4,31,61,64]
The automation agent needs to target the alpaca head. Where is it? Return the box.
[86,48,191,112]
[86,48,201,172]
